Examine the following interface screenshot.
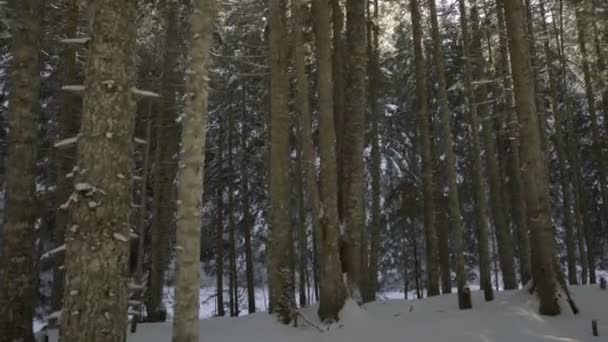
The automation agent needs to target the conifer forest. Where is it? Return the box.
[0,0,607,341]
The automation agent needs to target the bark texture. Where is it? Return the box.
[312,0,347,322]
[51,0,80,313]
[457,0,493,301]
[59,0,137,340]
[171,0,214,340]
[0,1,44,341]
[343,0,368,298]
[269,0,294,324]
[502,0,561,315]
[147,0,181,321]
[410,0,440,297]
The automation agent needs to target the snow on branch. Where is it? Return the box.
[134,137,147,145]
[59,37,91,44]
[61,85,85,93]
[40,244,66,260]
[54,135,79,149]
[130,87,160,98]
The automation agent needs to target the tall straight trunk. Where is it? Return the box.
[291,0,311,308]
[240,90,256,313]
[457,0,493,301]
[215,116,225,316]
[494,0,530,286]
[148,0,181,321]
[332,0,346,221]
[590,0,608,134]
[312,0,347,322]
[51,0,80,314]
[410,0,440,297]
[135,102,154,282]
[343,0,367,298]
[59,0,137,340]
[557,0,592,284]
[502,0,561,315]
[227,110,238,317]
[539,0,577,285]
[471,4,517,290]
[172,0,214,339]
[366,0,381,303]
[574,0,608,235]
[426,0,468,300]
[0,1,43,341]
[269,0,294,324]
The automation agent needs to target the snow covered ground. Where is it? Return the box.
[47,285,607,341]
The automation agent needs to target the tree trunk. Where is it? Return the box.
[494,0,530,286]
[0,1,43,341]
[502,0,561,315]
[135,102,153,282]
[51,0,80,314]
[216,114,225,317]
[410,0,440,297]
[59,0,137,340]
[366,0,381,303]
[147,0,181,321]
[172,0,214,339]
[471,4,517,290]
[227,109,239,317]
[291,0,311,308]
[426,0,469,299]
[575,0,608,242]
[457,0,493,301]
[343,0,367,299]
[240,90,256,314]
[269,0,294,324]
[539,0,577,285]
[332,0,346,221]
[312,0,347,322]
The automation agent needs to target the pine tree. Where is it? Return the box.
[268,0,294,324]
[59,0,138,340]
[172,0,215,339]
[502,0,561,315]
[0,1,44,341]
[410,0,440,297]
[312,0,347,322]
[343,0,368,298]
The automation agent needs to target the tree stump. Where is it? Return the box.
[600,277,606,290]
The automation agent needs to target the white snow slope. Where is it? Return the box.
[48,285,606,341]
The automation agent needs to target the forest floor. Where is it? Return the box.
[47,285,607,341]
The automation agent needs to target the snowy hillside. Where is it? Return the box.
[48,285,606,341]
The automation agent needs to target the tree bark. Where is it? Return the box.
[343,0,368,299]
[502,0,561,315]
[0,1,43,341]
[172,0,214,339]
[539,0,577,285]
[240,90,256,314]
[332,0,346,221]
[574,0,608,241]
[410,0,440,297]
[59,0,137,340]
[147,0,181,321]
[269,0,294,324]
[366,0,381,303]
[457,0,493,301]
[51,0,80,314]
[471,4,517,290]
[312,0,347,322]
[227,109,239,317]
[493,0,530,286]
[215,113,225,317]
